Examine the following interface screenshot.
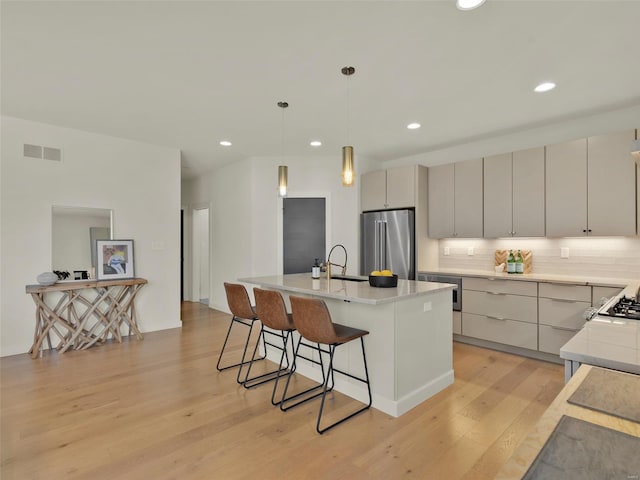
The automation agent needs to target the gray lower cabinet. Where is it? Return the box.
[461,277,538,350]
[537,283,591,355]
[459,276,622,358]
[453,310,461,335]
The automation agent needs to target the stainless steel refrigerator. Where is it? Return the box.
[360,209,415,280]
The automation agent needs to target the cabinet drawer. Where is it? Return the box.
[592,286,623,307]
[453,310,461,335]
[539,324,579,355]
[463,277,537,297]
[462,313,537,350]
[463,290,537,324]
[538,298,589,329]
[538,282,591,302]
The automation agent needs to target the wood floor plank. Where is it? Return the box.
[1,302,564,479]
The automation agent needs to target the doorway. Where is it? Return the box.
[192,207,210,305]
[283,197,326,274]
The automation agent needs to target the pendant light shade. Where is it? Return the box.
[342,146,354,186]
[632,139,640,167]
[277,101,289,197]
[278,165,288,197]
[341,66,356,187]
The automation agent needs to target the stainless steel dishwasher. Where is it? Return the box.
[418,273,462,311]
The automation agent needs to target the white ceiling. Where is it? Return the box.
[2,1,640,179]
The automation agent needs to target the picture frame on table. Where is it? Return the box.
[96,239,135,280]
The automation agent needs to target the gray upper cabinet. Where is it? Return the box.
[546,139,588,237]
[454,159,484,238]
[361,169,387,211]
[361,165,415,211]
[429,159,483,238]
[513,147,546,237]
[587,130,636,236]
[428,163,455,238]
[483,153,512,238]
[546,131,636,237]
[483,147,545,238]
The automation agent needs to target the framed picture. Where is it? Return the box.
[96,239,135,280]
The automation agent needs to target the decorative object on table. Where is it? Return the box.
[96,239,135,280]
[495,249,532,273]
[36,272,58,286]
[73,270,89,280]
[369,270,398,288]
[53,270,70,280]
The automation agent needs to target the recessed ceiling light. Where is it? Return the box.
[456,0,486,11]
[407,123,421,130]
[310,140,322,147]
[219,140,232,146]
[534,82,556,93]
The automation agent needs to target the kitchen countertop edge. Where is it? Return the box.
[239,273,454,305]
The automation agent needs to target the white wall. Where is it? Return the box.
[1,116,182,356]
[182,155,360,311]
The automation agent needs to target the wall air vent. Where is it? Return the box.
[23,143,62,162]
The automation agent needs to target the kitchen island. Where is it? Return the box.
[238,273,455,417]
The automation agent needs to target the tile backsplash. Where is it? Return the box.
[439,237,640,279]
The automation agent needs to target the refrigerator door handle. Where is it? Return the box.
[374,220,380,271]
[381,221,388,270]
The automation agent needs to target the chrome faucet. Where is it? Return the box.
[326,244,348,280]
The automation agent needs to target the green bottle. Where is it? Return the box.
[515,250,524,274]
[507,250,516,274]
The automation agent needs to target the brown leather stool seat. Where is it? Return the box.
[217,282,267,384]
[285,295,372,434]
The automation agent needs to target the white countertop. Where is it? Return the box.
[238,273,454,305]
[560,316,640,374]
[418,268,637,288]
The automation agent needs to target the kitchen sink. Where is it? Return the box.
[330,275,368,282]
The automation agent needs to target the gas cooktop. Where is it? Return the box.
[600,295,640,320]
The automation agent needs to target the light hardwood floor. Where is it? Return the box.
[1,302,564,479]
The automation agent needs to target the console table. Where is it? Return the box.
[25,278,147,358]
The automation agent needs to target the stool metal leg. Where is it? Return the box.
[241,328,293,389]
[279,336,330,411]
[316,337,372,434]
[216,315,266,373]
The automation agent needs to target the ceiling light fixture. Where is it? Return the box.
[407,123,421,130]
[219,140,232,146]
[534,82,556,93]
[341,66,356,187]
[277,101,289,198]
[310,140,322,147]
[456,0,486,11]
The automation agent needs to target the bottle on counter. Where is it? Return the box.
[312,258,321,279]
[507,250,516,274]
[515,250,524,274]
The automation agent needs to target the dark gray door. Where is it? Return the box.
[283,198,326,274]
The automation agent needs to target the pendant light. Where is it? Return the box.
[277,101,289,197]
[341,66,355,187]
[632,138,640,167]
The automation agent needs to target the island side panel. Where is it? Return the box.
[322,298,397,408]
[394,290,454,415]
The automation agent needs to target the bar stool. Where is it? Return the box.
[243,288,299,398]
[287,295,372,434]
[217,282,267,384]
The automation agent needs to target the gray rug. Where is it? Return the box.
[567,367,640,423]
[522,415,640,480]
